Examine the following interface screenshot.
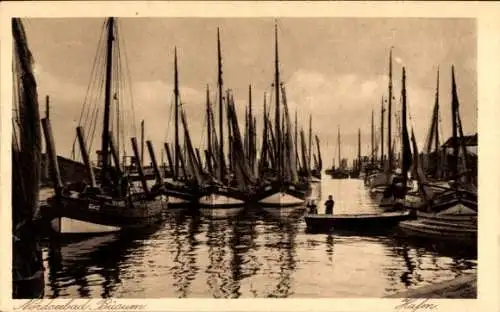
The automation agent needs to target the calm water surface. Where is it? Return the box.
[42,178,477,298]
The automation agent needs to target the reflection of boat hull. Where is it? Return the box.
[305,210,413,233]
[47,192,167,235]
[199,205,245,219]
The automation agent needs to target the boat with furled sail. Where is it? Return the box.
[12,17,45,298]
[196,28,247,215]
[43,17,167,236]
[398,66,477,247]
[253,23,307,209]
[161,47,200,208]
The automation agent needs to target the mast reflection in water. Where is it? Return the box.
[42,179,476,298]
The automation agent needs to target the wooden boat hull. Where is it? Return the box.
[46,192,167,235]
[197,184,247,209]
[163,182,198,208]
[329,172,350,179]
[305,210,413,233]
[398,219,476,248]
[254,181,307,207]
[417,210,477,225]
[398,196,477,248]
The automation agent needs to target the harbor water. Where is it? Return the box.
[42,178,477,298]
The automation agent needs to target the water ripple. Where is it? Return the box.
[43,179,476,298]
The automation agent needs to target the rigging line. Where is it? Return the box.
[164,92,175,142]
[117,33,128,156]
[86,74,106,157]
[119,20,138,137]
[79,40,107,157]
[81,36,106,127]
[84,63,105,147]
[72,20,107,154]
[198,106,208,149]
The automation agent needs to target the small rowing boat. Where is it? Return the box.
[304,210,413,233]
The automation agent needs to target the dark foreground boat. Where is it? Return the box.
[304,210,413,233]
[398,215,476,248]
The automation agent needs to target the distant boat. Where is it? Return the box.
[327,128,349,179]
[304,210,413,233]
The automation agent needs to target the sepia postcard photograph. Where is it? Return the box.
[1,1,499,312]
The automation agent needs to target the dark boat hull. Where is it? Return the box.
[398,219,477,248]
[397,189,477,248]
[163,181,198,208]
[329,170,350,179]
[45,191,166,235]
[305,210,413,233]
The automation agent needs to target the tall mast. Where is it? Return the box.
[295,110,298,169]
[274,22,281,178]
[174,47,180,179]
[140,120,144,166]
[451,66,459,179]
[248,84,253,168]
[434,68,440,153]
[380,96,385,165]
[387,48,393,171]
[217,28,224,181]
[401,67,408,187]
[45,95,50,119]
[206,84,212,172]
[337,127,341,168]
[308,115,312,168]
[100,17,115,186]
[371,109,374,163]
[358,128,361,167]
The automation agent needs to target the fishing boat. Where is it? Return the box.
[364,97,387,186]
[253,23,306,209]
[162,48,199,208]
[398,215,476,248]
[378,65,418,210]
[398,66,477,247]
[367,48,403,202]
[310,134,323,182]
[197,28,247,213]
[43,18,167,236]
[349,129,363,179]
[328,128,350,179]
[12,18,45,298]
[304,210,413,233]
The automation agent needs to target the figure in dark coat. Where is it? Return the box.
[325,195,335,214]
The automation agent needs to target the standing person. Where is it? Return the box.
[325,195,335,214]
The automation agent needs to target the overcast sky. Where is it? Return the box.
[23,17,477,167]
